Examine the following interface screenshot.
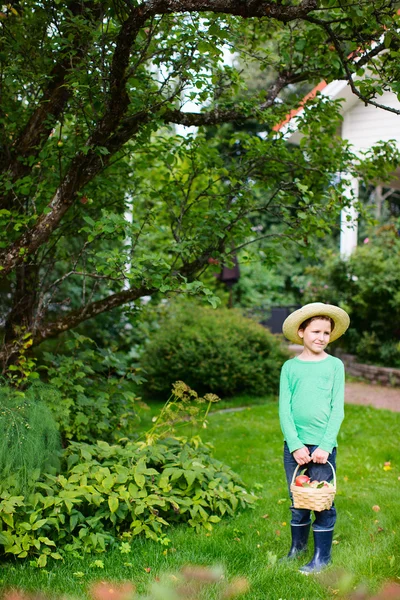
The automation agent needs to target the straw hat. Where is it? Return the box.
[282,302,350,345]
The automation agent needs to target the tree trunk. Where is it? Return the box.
[3,263,39,344]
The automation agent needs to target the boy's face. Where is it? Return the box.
[298,318,332,354]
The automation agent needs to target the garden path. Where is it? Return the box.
[345,381,400,412]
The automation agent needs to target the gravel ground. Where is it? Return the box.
[345,381,400,412]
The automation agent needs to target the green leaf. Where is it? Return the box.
[97,146,110,155]
[108,496,119,514]
[159,474,169,488]
[38,537,56,547]
[1,513,14,527]
[70,513,79,531]
[208,515,221,523]
[128,483,139,498]
[184,470,196,487]
[83,215,96,227]
[37,554,47,568]
[0,531,13,546]
[63,499,73,513]
[32,519,47,530]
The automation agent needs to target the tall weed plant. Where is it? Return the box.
[140,303,288,397]
[0,385,61,494]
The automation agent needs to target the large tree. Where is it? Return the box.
[1,0,399,367]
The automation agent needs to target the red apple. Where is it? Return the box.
[295,474,310,487]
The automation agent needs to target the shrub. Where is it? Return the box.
[0,436,255,567]
[300,225,400,367]
[41,334,144,444]
[0,383,255,566]
[140,304,288,397]
[0,385,61,494]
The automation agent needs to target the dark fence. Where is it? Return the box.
[259,306,301,334]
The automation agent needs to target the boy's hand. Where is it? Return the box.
[292,447,311,465]
[311,448,329,464]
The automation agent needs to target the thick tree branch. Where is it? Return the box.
[0,284,154,367]
[163,73,296,126]
[88,5,152,145]
[0,64,204,277]
[0,110,150,277]
[3,262,39,343]
[1,1,103,187]
[348,41,387,70]
[146,0,318,21]
[0,1,162,273]
[2,234,223,358]
[31,285,156,346]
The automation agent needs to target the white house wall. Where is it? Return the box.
[341,91,400,152]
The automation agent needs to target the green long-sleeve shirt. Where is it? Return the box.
[279,355,345,454]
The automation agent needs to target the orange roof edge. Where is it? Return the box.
[274,8,400,133]
[273,80,328,132]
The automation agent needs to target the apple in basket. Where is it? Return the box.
[317,480,334,488]
[295,477,334,488]
[295,474,310,487]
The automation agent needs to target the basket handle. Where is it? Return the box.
[290,460,336,488]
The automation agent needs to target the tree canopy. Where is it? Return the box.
[1,0,400,367]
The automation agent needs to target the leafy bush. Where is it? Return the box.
[40,334,144,444]
[0,383,255,566]
[300,224,400,367]
[0,385,61,494]
[0,436,255,567]
[140,304,288,397]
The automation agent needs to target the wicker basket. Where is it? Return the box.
[290,461,336,511]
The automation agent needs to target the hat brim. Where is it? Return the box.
[282,302,350,345]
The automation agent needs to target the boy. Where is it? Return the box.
[279,302,350,573]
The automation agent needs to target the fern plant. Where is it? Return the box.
[0,384,61,493]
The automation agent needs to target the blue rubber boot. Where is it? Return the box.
[299,529,333,574]
[285,523,311,559]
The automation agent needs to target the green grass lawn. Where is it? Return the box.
[0,398,399,599]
